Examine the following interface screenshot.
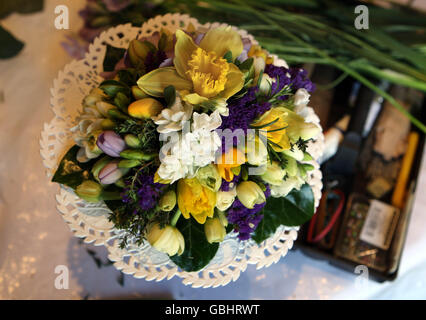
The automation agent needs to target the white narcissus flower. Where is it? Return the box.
[152,95,193,133]
[157,111,223,182]
[157,154,190,184]
[216,187,237,211]
[293,88,310,108]
[270,176,304,198]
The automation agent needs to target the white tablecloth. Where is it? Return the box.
[1,0,425,300]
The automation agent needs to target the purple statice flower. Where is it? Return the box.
[220,173,241,192]
[219,87,271,134]
[265,64,316,99]
[227,185,271,240]
[121,173,166,212]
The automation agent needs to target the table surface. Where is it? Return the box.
[1,0,425,300]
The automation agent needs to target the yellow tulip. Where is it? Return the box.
[128,98,163,119]
[216,148,246,182]
[252,107,291,152]
[146,223,185,256]
[137,27,245,109]
[236,181,266,209]
[177,178,216,224]
[159,190,177,212]
[261,161,287,186]
[204,217,227,244]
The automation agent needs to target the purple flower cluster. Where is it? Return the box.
[122,173,166,212]
[220,173,241,192]
[219,87,271,133]
[227,185,271,240]
[265,64,316,99]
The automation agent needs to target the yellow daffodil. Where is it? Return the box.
[217,148,246,182]
[177,178,216,224]
[137,27,245,108]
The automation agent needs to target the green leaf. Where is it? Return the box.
[52,145,97,189]
[252,184,315,244]
[223,50,233,63]
[171,217,219,272]
[0,25,24,59]
[103,44,126,72]
[163,85,176,107]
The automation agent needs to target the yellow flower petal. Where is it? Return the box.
[200,26,243,60]
[177,178,216,224]
[137,67,192,97]
[174,30,198,79]
[181,92,209,105]
[219,63,245,100]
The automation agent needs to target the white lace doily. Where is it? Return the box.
[40,14,324,288]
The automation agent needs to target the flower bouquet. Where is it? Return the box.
[45,14,323,281]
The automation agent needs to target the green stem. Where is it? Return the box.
[170,209,182,227]
[230,0,426,133]
[101,191,122,201]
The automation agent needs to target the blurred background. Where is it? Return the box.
[0,0,425,299]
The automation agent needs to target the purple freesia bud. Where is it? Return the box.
[98,160,123,184]
[96,130,126,157]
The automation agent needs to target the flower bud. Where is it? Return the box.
[100,119,116,130]
[196,164,222,192]
[216,187,237,211]
[128,40,155,67]
[118,159,141,168]
[159,190,177,212]
[236,181,266,209]
[270,176,304,198]
[282,144,304,161]
[83,88,106,107]
[120,149,155,161]
[146,223,185,256]
[284,155,298,177]
[95,101,117,117]
[124,134,142,148]
[204,217,226,244]
[98,160,127,184]
[261,161,286,186]
[128,98,163,119]
[91,156,111,182]
[259,73,273,95]
[96,130,126,157]
[131,86,149,100]
[75,180,102,203]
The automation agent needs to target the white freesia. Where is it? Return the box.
[157,153,191,183]
[216,187,237,211]
[157,111,222,183]
[293,88,310,108]
[270,176,304,198]
[152,95,193,133]
[71,88,110,162]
